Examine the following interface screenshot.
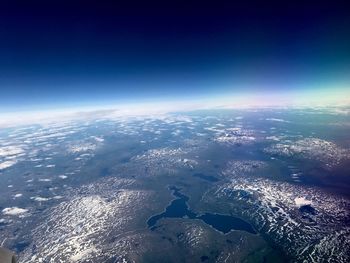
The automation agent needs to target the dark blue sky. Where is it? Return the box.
[0,1,349,111]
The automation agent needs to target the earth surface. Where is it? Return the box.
[0,107,350,262]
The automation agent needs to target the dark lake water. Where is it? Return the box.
[192,173,219,182]
[147,186,256,235]
[198,213,255,234]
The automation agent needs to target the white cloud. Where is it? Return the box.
[2,207,28,215]
[0,160,17,170]
[0,146,24,157]
[266,118,290,123]
[39,178,52,182]
[294,197,312,207]
[31,196,51,202]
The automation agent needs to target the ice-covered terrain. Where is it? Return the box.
[20,178,152,262]
[206,160,350,262]
[265,137,350,168]
[214,127,257,145]
[0,108,349,262]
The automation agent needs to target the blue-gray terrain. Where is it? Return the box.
[0,107,349,262]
